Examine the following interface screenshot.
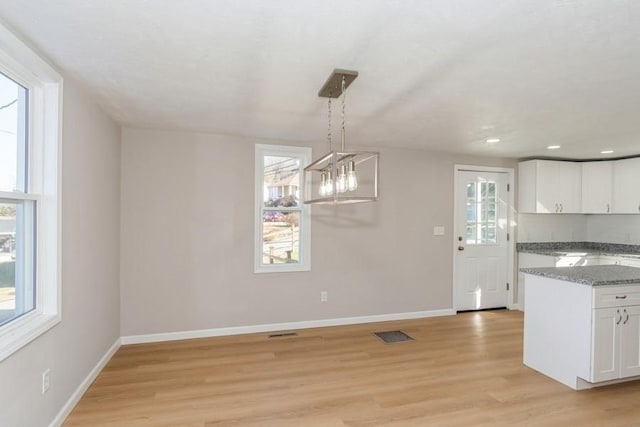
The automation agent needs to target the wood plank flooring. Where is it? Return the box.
[65,311,640,426]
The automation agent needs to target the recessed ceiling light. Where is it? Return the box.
[547,145,561,150]
[600,150,614,154]
[485,138,500,144]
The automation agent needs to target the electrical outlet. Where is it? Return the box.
[42,369,50,394]
[320,291,328,302]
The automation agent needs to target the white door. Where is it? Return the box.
[454,169,509,311]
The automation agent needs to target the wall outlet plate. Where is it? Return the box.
[42,369,50,394]
[433,226,445,236]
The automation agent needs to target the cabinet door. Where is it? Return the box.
[613,158,640,213]
[536,160,581,213]
[592,307,621,382]
[581,161,612,214]
[535,160,561,213]
[620,306,640,378]
[555,161,582,213]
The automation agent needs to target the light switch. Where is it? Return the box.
[433,226,445,236]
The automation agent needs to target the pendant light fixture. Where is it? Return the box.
[303,69,379,205]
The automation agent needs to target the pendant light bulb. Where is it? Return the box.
[325,170,334,196]
[337,163,347,193]
[319,171,327,196]
[347,160,358,191]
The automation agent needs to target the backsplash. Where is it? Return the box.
[517,213,640,245]
[587,215,640,244]
[517,214,587,242]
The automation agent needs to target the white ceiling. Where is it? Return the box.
[1,0,639,159]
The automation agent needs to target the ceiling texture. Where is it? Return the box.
[0,0,639,159]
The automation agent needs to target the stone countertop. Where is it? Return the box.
[517,242,640,259]
[521,249,640,259]
[520,265,640,286]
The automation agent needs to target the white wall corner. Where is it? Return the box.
[49,337,121,427]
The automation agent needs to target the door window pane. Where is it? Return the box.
[466,180,498,245]
[0,72,28,192]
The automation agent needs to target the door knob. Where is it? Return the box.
[458,246,465,251]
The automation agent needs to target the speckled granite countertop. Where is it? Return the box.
[520,265,640,286]
[517,242,640,259]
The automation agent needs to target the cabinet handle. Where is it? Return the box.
[616,295,627,299]
[606,203,610,213]
[624,309,629,325]
[617,309,622,325]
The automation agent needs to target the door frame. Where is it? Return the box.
[452,164,516,311]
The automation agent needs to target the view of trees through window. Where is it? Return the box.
[466,180,498,245]
[0,71,32,326]
[262,156,301,265]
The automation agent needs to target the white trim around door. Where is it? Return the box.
[452,164,516,311]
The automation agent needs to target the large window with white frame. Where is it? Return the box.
[255,144,311,273]
[0,23,62,362]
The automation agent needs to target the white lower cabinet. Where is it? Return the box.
[592,307,622,382]
[620,306,640,378]
[591,293,640,383]
[524,276,640,389]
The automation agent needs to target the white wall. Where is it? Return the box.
[120,127,515,336]
[517,213,640,245]
[0,79,121,426]
[587,215,640,245]
[517,214,588,242]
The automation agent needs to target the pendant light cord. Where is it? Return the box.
[341,76,346,152]
[327,94,332,152]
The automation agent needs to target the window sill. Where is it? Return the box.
[0,312,60,362]
[254,264,311,274]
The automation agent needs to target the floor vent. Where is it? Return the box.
[268,332,298,338]
[374,330,414,344]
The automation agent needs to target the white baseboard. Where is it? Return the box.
[121,309,456,345]
[49,309,455,425]
[49,337,121,427]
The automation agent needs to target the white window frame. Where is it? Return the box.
[254,144,311,273]
[0,24,62,362]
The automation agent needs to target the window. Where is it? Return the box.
[0,24,62,361]
[466,180,498,245]
[255,144,311,273]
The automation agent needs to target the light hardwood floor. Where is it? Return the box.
[65,311,640,426]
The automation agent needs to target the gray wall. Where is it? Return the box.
[120,127,515,336]
[0,79,121,426]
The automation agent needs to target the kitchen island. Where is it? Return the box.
[521,265,640,390]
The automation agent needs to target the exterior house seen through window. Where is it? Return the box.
[255,144,311,273]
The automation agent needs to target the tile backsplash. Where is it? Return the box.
[517,214,640,245]
[587,215,640,244]
[517,214,587,242]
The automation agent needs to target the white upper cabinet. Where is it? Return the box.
[582,161,613,214]
[613,157,640,214]
[518,160,582,213]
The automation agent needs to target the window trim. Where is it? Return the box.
[254,144,311,273]
[0,23,62,362]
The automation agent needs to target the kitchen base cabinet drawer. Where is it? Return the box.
[594,285,640,308]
